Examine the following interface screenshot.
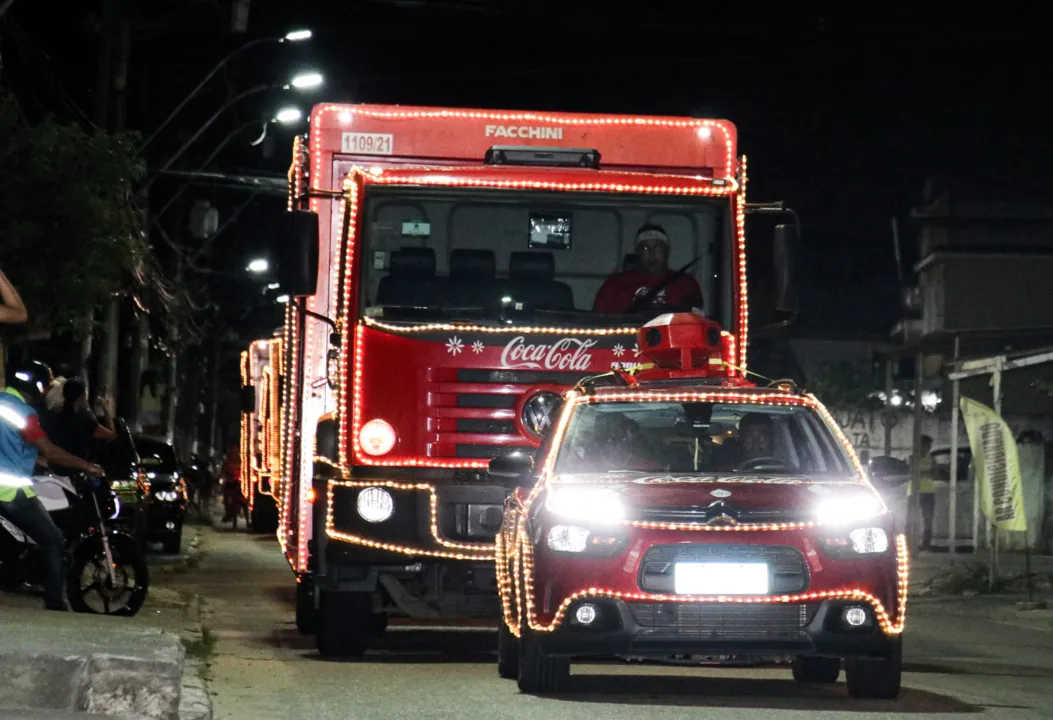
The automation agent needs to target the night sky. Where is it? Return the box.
[5,2,1052,337]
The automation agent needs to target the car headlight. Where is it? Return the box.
[546,525,625,556]
[820,527,889,556]
[545,486,625,525]
[357,486,394,523]
[814,492,886,526]
[547,525,590,552]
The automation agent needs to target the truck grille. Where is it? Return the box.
[627,602,817,643]
[426,367,589,459]
[639,544,809,594]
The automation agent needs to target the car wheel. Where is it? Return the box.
[497,619,519,679]
[792,656,841,683]
[296,578,318,635]
[517,621,569,694]
[161,529,182,555]
[316,590,371,658]
[845,642,902,699]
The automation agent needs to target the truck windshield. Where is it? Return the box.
[553,401,854,479]
[359,186,731,328]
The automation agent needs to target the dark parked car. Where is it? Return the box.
[95,419,147,544]
[134,434,187,554]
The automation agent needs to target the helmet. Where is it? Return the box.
[5,360,53,404]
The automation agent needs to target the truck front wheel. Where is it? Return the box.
[296,579,318,636]
[497,620,519,679]
[316,590,372,657]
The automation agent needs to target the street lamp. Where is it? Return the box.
[143,29,313,149]
[274,107,303,124]
[288,72,323,90]
[247,258,269,274]
[146,71,324,188]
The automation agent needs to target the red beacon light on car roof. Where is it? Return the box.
[634,312,744,383]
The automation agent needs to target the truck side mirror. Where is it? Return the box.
[240,385,256,414]
[277,211,319,297]
[773,223,800,315]
[488,451,534,487]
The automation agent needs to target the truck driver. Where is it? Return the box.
[592,224,704,314]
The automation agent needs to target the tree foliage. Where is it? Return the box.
[0,94,147,338]
[806,359,883,410]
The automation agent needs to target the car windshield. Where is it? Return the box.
[553,400,854,479]
[358,186,732,329]
[134,436,178,474]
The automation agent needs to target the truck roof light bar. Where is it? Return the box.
[484,146,601,169]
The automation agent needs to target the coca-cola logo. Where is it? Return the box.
[500,335,597,371]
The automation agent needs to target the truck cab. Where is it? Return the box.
[274,105,798,657]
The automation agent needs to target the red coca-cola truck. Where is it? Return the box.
[264,103,798,656]
[239,336,282,533]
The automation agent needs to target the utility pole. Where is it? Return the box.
[95,0,120,410]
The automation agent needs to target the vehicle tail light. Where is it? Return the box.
[359,418,396,456]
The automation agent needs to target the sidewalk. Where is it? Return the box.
[0,604,183,718]
[910,548,1053,594]
[0,522,212,719]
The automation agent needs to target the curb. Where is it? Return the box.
[178,659,211,720]
[155,526,206,577]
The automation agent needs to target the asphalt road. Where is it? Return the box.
[159,525,1053,720]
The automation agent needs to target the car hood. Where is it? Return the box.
[551,472,885,524]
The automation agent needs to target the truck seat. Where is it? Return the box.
[504,252,575,311]
[375,247,440,307]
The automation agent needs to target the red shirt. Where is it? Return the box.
[592,271,703,314]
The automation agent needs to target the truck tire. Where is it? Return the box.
[517,622,569,694]
[161,528,183,556]
[316,590,371,658]
[250,491,278,534]
[845,642,902,699]
[497,619,519,679]
[792,656,840,683]
[296,579,318,636]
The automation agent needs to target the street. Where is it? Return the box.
[156,525,1053,720]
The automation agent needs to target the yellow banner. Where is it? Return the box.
[960,397,1027,532]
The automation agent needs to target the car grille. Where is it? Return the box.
[425,367,588,459]
[632,505,813,524]
[627,602,818,643]
[638,543,809,594]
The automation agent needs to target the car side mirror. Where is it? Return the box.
[488,451,534,487]
[239,385,256,414]
[773,223,800,315]
[276,210,319,297]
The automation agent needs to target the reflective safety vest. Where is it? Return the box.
[0,388,39,502]
[907,455,937,496]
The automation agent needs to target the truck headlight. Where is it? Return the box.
[546,486,624,525]
[357,486,394,523]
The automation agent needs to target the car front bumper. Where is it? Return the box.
[534,597,900,660]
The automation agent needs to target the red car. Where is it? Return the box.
[492,313,908,698]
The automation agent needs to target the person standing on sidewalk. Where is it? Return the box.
[908,434,938,551]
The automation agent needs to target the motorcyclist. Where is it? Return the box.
[0,362,105,611]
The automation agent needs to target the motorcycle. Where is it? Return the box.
[0,471,149,615]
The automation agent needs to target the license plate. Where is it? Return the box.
[673,562,769,595]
